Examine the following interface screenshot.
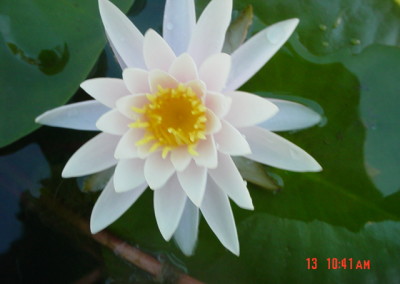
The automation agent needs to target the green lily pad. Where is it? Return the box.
[235,0,400,56]
[343,45,400,197]
[0,0,134,148]
[9,0,398,283]
[204,214,400,284]
[105,39,400,283]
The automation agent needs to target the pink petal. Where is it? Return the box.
[185,80,206,98]
[90,177,147,233]
[154,175,187,240]
[143,29,176,71]
[193,135,218,169]
[116,94,148,119]
[106,31,127,70]
[171,147,192,172]
[80,78,129,108]
[225,19,299,91]
[205,91,232,117]
[62,133,119,177]
[209,153,253,209]
[187,0,232,65]
[258,98,321,131]
[200,178,239,255]
[169,54,198,83]
[114,128,144,159]
[199,53,231,92]
[163,0,195,55]
[123,68,150,94]
[35,100,108,131]
[98,0,145,68]
[214,120,251,155]
[205,109,222,134]
[96,109,130,135]
[114,159,146,192]
[241,126,322,172]
[173,199,199,256]
[177,161,207,206]
[148,70,179,93]
[144,153,175,189]
[224,91,278,127]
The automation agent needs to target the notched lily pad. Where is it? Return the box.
[236,0,400,56]
[0,0,134,148]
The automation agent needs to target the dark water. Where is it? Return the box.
[0,1,165,283]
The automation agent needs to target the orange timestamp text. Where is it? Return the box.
[306,258,371,270]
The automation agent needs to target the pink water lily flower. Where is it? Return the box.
[36,0,322,256]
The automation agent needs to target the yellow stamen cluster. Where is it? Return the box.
[130,84,207,158]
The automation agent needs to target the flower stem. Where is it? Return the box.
[22,193,204,284]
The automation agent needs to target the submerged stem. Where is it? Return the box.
[22,193,204,284]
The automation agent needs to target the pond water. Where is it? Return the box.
[1,0,400,283]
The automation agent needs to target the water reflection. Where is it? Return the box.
[0,143,49,253]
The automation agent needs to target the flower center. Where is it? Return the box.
[130,84,207,158]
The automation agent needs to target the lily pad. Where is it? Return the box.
[235,0,400,56]
[0,0,134,147]
[5,0,398,283]
[204,214,400,284]
[343,45,400,197]
[105,36,400,283]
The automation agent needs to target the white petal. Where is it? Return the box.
[171,147,192,171]
[123,68,150,94]
[98,0,145,68]
[208,153,253,209]
[200,178,239,255]
[143,29,176,71]
[163,0,195,55]
[205,109,222,134]
[148,70,179,92]
[114,128,144,159]
[114,159,146,192]
[116,94,148,119]
[62,133,119,177]
[225,19,299,91]
[169,54,198,83]
[173,199,199,256]
[199,53,231,92]
[185,80,206,98]
[258,98,321,131]
[187,0,232,65]
[90,177,147,233]
[154,175,187,240]
[205,91,232,117]
[137,143,153,159]
[35,101,108,131]
[214,120,251,155]
[240,126,322,172]
[177,161,207,207]
[224,91,278,128]
[106,31,127,70]
[144,153,175,189]
[193,135,218,169]
[96,109,130,135]
[80,78,129,108]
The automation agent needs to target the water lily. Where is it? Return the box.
[36,0,322,256]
